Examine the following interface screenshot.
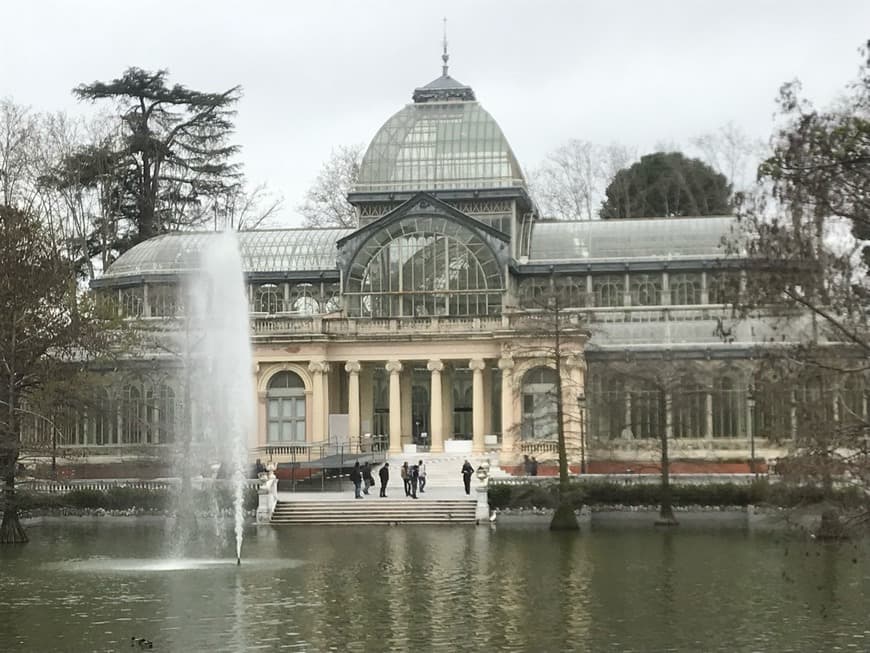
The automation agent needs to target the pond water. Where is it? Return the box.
[0,519,868,652]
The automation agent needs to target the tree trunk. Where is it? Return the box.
[656,412,678,527]
[550,308,579,531]
[0,472,27,544]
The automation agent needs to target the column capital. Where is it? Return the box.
[497,356,514,371]
[565,354,585,370]
[469,358,486,372]
[345,360,361,374]
[308,361,329,375]
[427,359,444,373]
[385,360,403,375]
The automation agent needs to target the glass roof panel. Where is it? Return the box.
[102,229,353,279]
[355,102,525,193]
[529,217,738,261]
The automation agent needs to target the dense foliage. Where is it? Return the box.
[601,151,732,219]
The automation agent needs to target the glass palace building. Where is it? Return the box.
[75,62,807,475]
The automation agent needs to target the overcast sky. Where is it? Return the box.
[3,1,869,225]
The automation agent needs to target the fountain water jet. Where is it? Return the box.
[176,230,255,562]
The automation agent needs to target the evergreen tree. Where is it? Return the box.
[74,68,242,250]
[601,151,732,219]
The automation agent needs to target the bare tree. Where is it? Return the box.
[530,141,637,220]
[204,182,285,231]
[298,144,363,228]
[0,98,40,211]
[690,122,765,193]
[512,280,588,530]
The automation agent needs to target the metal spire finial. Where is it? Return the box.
[441,17,449,77]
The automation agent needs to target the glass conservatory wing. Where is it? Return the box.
[102,229,352,280]
[355,102,526,193]
[529,216,738,261]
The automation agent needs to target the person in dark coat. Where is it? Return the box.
[461,459,475,495]
[401,461,411,497]
[362,461,374,495]
[522,454,531,476]
[530,456,539,476]
[378,462,389,497]
[350,461,363,499]
[409,463,419,499]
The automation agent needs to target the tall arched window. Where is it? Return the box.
[521,366,558,440]
[91,387,114,445]
[345,215,503,318]
[267,372,306,443]
[518,278,550,308]
[712,375,741,437]
[630,381,664,439]
[672,378,706,438]
[589,375,625,440]
[555,276,586,308]
[146,385,175,444]
[593,275,624,307]
[121,384,144,444]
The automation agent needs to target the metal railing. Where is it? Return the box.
[255,437,388,491]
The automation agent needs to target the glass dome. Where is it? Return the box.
[101,228,353,280]
[355,101,526,194]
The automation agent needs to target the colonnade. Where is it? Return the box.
[300,356,519,454]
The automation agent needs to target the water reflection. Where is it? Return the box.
[0,522,866,651]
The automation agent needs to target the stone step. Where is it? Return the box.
[271,499,477,525]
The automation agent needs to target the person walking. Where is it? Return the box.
[362,461,374,495]
[461,459,474,496]
[350,461,363,499]
[417,459,427,493]
[530,456,539,476]
[379,462,389,497]
[522,454,531,475]
[409,462,419,499]
[401,461,411,497]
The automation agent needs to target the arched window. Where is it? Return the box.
[630,381,664,439]
[267,372,306,443]
[254,284,283,314]
[670,273,702,305]
[146,385,175,444]
[148,284,178,317]
[593,275,624,307]
[712,375,741,437]
[672,378,706,438]
[121,287,143,318]
[290,283,320,315]
[630,274,662,306]
[518,278,550,308]
[588,375,625,440]
[753,384,791,439]
[121,384,144,444]
[521,366,558,440]
[708,272,739,305]
[555,276,586,308]
[345,216,503,318]
[322,283,341,313]
[840,375,865,425]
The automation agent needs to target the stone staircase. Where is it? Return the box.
[270,498,477,525]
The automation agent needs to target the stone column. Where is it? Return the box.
[470,359,486,453]
[345,361,361,446]
[321,363,331,440]
[498,356,515,454]
[705,392,714,440]
[386,360,403,453]
[307,361,326,441]
[427,359,444,453]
